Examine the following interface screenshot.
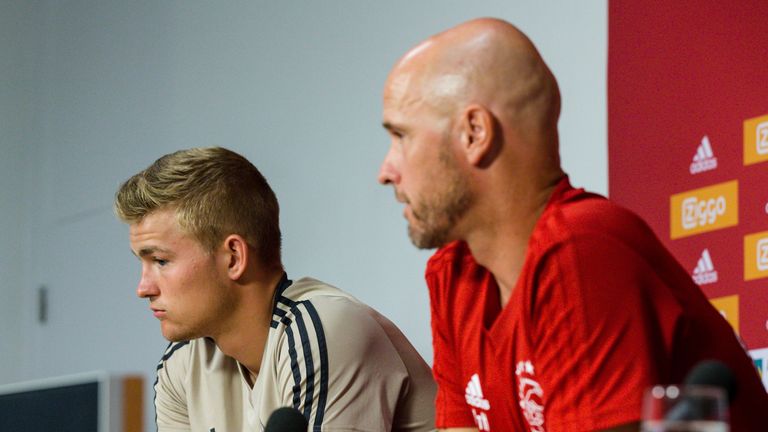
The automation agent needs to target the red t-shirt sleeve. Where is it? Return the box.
[528,232,682,431]
[426,252,477,429]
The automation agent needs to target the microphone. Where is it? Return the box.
[665,360,737,421]
[684,359,737,403]
[265,407,308,432]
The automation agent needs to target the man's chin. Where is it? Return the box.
[161,325,197,342]
[408,226,449,250]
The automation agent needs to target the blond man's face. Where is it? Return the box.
[129,208,234,341]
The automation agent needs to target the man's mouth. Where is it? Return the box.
[395,189,409,204]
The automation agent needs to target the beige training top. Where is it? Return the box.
[153,276,436,431]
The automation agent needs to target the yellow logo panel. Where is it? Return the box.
[744,113,768,166]
[710,294,739,335]
[670,180,738,239]
[744,230,768,281]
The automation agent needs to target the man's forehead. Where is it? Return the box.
[130,209,175,230]
[386,45,467,113]
[385,72,415,106]
[382,76,418,133]
[385,40,434,106]
[128,209,185,245]
[129,216,195,258]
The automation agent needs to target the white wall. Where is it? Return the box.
[0,1,606,431]
[0,0,39,385]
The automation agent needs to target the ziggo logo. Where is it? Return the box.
[682,196,727,229]
[670,180,737,239]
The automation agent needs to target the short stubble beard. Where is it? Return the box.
[407,149,472,249]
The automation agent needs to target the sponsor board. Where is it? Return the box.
[670,180,738,239]
[709,294,739,335]
[744,231,768,281]
[744,113,768,165]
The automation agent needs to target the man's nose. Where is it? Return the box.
[136,271,159,298]
[378,146,401,185]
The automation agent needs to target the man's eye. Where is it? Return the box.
[154,258,168,266]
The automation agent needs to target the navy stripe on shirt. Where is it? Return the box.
[302,301,329,431]
[290,303,316,420]
[281,316,304,410]
[269,278,329,429]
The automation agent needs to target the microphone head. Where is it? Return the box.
[265,407,308,432]
[684,359,738,403]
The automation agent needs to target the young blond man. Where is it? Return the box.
[116,147,435,431]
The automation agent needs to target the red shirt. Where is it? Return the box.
[427,178,768,431]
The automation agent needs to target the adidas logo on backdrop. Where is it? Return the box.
[690,136,718,174]
[692,248,719,285]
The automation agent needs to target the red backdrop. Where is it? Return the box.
[608,1,768,386]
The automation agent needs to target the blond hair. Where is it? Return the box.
[114,147,281,266]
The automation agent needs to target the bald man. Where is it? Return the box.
[378,18,768,432]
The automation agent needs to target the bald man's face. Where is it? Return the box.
[378,68,471,249]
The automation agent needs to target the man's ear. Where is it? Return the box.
[221,234,249,281]
[459,104,495,166]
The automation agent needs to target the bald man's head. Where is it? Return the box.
[385,18,561,145]
[379,18,565,249]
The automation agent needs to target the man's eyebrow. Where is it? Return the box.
[133,246,170,258]
[382,121,404,133]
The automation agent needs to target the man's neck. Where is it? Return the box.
[213,269,285,376]
[464,179,561,307]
